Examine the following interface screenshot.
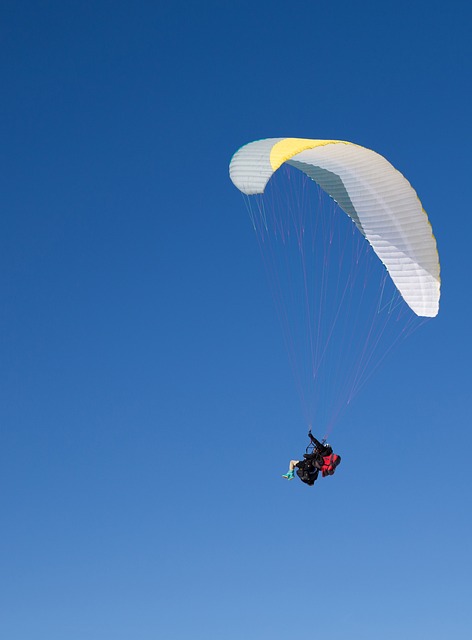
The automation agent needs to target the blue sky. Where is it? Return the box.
[1,1,471,638]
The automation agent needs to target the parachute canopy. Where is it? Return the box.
[230,138,440,317]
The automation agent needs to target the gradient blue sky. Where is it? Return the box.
[1,2,471,639]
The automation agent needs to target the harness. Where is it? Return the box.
[320,454,341,476]
[305,433,341,477]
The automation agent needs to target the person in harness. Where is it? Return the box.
[282,430,341,485]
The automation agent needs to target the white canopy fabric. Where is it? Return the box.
[230,138,440,317]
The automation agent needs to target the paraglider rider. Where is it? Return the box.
[282,431,341,485]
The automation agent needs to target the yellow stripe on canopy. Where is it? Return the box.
[269,138,351,171]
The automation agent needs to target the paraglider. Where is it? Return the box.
[229,137,440,484]
[282,431,341,486]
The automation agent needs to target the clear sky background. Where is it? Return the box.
[1,2,471,639]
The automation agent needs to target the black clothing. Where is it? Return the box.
[296,462,319,486]
[295,455,320,486]
[308,432,333,457]
[303,451,323,469]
